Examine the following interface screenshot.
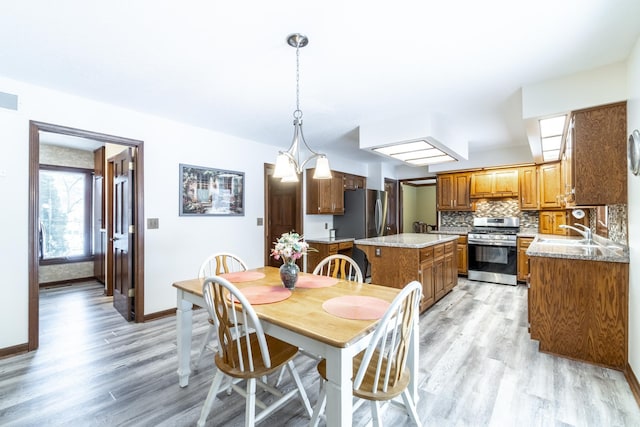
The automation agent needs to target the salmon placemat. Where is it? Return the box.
[227,286,291,305]
[295,275,339,289]
[219,271,266,283]
[322,296,390,320]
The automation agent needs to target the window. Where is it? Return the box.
[39,165,93,263]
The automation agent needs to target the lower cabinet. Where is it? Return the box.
[359,239,458,312]
[529,256,628,369]
[306,240,353,273]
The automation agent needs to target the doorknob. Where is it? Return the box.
[110,237,120,241]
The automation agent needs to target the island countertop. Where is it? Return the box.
[355,232,459,248]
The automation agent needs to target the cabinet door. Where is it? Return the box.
[519,166,538,210]
[572,102,627,205]
[331,172,345,214]
[419,259,435,310]
[437,174,454,210]
[539,162,562,208]
[453,173,472,209]
[493,169,518,195]
[434,257,445,301]
[470,172,493,197]
[517,237,533,281]
[444,251,456,292]
[551,211,567,234]
[539,212,553,234]
[457,236,467,274]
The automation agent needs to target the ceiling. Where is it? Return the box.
[2,1,640,172]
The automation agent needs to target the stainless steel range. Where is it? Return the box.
[467,217,520,286]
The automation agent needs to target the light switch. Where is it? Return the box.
[147,218,159,229]
[257,218,263,226]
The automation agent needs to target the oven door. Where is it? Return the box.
[467,242,517,285]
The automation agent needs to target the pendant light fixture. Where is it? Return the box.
[273,33,332,181]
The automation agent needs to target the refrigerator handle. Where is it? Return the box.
[375,198,382,235]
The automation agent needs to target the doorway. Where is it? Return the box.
[28,121,145,351]
[263,164,302,267]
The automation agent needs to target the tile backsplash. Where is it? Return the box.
[440,198,627,244]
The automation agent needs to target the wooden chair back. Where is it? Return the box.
[202,276,271,374]
[199,253,248,278]
[313,254,363,283]
[353,280,422,396]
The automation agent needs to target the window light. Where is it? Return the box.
[539,115,567,162]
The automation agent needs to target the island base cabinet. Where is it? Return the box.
[359,240,457,313]
[529,257,628,370]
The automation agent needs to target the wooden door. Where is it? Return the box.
[112,148,135,321]
[265,164,302,268]
[437,174,453,210]
[519,166,538,210]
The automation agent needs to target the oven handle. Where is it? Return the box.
[468,240,516,247]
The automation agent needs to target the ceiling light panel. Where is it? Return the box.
[540,115,566,137]
[374,140,433,155]
[393,148,443,161]
[407,155,455,166]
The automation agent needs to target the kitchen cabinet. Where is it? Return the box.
[517,237,534,281]
[306,169,345,214]
[565,102,627,206]
[437,172,472,211]
[456,235,467,275]
[529,255,628,369]
[470,169,518,198]
[538,161,563,209]
[305,239,353,273]
[357,235,458,312]
[518,166,538,210]
[538,211,567,235]
[343,173,366,190]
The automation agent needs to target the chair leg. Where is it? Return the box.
[195,325,215,370]
[370,400,382,427]
[197,370,225,427]
[401,389,422,427]
[286,360,313,417]
[310,379,326,427]
[275,365,286,386]
[245,378,257,427]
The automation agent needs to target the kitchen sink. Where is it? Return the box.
[536,237,588,245]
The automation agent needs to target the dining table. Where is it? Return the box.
[173,266,419,427]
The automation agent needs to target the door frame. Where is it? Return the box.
[28,121,145,350]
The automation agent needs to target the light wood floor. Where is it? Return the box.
[1,279,639,426]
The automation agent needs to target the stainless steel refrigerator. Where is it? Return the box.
[333,189,388,239]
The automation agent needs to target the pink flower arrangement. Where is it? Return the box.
[270,232,312,264]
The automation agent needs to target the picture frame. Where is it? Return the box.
[179,163,245,216]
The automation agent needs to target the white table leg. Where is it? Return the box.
[323,349,352,427]
[176,289,193,387]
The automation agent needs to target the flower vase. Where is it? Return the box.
[280,261,299,289]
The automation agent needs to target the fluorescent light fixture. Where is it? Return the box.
[539,115,567,162]
[373,140,457,166]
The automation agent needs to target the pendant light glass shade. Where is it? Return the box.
[273,33,331,181]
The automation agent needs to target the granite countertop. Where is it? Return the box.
[431,226,470,235]
[306,237,354,244]
[517,229,539,238]
[355,233,459,248]
[526,234,629,263]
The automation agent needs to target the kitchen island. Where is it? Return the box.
[355,233,459,312]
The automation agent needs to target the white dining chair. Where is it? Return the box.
[195,252,248,370]
[310,280,423,427]
[313,254,364,283]
[197,276,312,427]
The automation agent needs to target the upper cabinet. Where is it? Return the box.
[565,102,627,206]
[519,166,538,210]
[469,169,518,198]
[437,172,472,211]
[538,161,563,209]
[306,169,345,215]
[343,173,366,190]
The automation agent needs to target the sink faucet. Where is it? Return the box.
[559,223,594,244]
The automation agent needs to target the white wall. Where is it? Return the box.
[0,76,280,348]
[627,36,640,379]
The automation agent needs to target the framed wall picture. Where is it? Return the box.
[179,163,245,216]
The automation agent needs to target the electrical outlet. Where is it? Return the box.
[375,248,381,256]
[257,218,263,226]
[147,218,159,229]
[325,223,328,229]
